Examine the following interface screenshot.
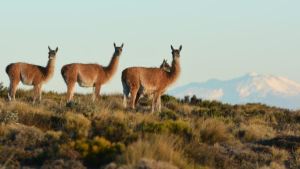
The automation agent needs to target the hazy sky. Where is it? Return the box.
[0,0,299,94]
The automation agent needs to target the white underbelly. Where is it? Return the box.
[21,73,33,85]
[78,81,94,87]
[77,71,97,87]
[77,77,95,87]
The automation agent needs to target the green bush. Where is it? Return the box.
[66,101,100,117]
[136,121,167,133]
[164,120,193,140]
[92,116,137,143]
[50,112,90,139]
[135,120,192,140]
[64,112,91,139]
[159,110,178,120]
[74,136,125,167]
[161,95,178,103]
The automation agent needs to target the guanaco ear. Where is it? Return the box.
[114,43,116,48]
[48,46,52,51]
[179,45,182,51]
[121,43,124,48]
[171,45,174,51]
[55,47,58,52]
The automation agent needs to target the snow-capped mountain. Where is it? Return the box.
[168,73,300,109]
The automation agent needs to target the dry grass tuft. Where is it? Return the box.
[270,147,289,163]
[199,118,233,145]
[120,134,195,169]
[238,123,275,142]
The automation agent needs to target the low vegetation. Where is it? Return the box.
[0,86,299,169]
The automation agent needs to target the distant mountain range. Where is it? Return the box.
[169,73,300,110]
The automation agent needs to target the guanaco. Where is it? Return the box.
[61,43,124,103]
[6,46,58,102]
[122,59,171,107]
[121,45,181,112]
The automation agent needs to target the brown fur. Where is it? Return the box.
[61,43,124,102]
[122,59,171,106]
[122,45,182,112]
[6,46,58,102]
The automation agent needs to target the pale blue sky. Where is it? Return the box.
[0,0,299,94]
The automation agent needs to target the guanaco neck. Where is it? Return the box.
[166,57,181,84]
[103,52,120,81]
[43,58,56,81]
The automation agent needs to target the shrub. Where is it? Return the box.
[159,110,178,120]
[63,112,91,139]
[191,107,210,117]
[66,101,100,117]
[238,123,275,142]
[92,116,136,143]
[186,142,237,169]
[199,119,232,145]
[1,123,44,147]
[44,130,63,143]
[120,135,194,169]
[2,102,53,129]
[165,101,181,112]
[0,124,46,166]
[44,112,90,139]
[164,120,193,140]
[136,120,193,140]
[74,136,125,167]
[136,121,167,134]
[161,95,178,103]
[192,107,229,118]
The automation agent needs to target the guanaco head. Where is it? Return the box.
[160,59,171,72]
[113,43,124,56]
[171,45,182,59]
[48,46,58,59]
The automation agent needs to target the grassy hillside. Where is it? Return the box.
[0,85,299,169]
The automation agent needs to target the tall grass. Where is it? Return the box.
[120,134,196,169]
